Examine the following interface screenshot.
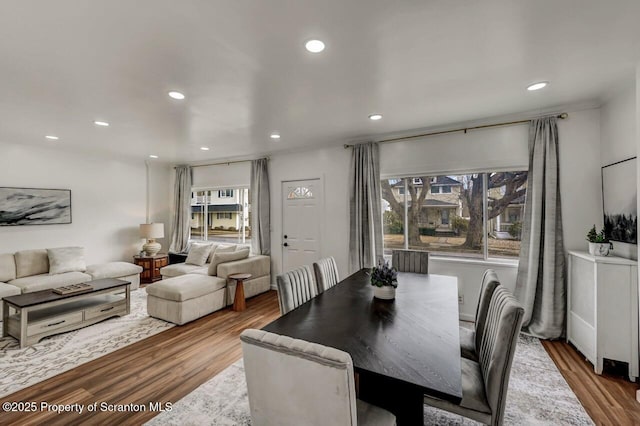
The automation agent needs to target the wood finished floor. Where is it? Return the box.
[1,289,639,425]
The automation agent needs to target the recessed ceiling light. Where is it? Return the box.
[149,155,159,159]
[368,114,383,121]
[94,120,110,126]
[200,147,210,151]
[527,81,548,91]
[45,135,59,140]
[305,39,325,53]
[168,91,185,100]
[270,133,281,139]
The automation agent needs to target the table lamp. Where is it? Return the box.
[140,223,165,256]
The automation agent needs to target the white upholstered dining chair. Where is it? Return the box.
[276,265,317,315]
[240,329,396,426]
[459,269,501,361]
[391,249,430,274]
[424,286,524,425]
[313,256,340,293]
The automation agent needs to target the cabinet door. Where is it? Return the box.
[597,264,634,362]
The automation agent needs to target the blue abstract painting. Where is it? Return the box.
[0,187,71,226]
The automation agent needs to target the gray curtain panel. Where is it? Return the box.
[251,158,271,255]
[349,142,383,272]
[169,165,193,253]
[515,117,566,339]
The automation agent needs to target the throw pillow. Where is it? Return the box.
[207,244,236,263]
[185,243,214,266]
[208,248,250,276]
[47,247,86,275]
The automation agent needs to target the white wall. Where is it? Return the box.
[269,146,351,280]
[192,162,251,189]
[0,142,171,264]
[600,82,637,260]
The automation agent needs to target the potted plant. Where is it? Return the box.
[586,225,613,256]
[369,259,398,300]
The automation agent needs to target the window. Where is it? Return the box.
[381,171,527,259]
[190,187,250,244]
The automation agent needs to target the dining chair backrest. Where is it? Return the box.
[392,249,429,274]
[474,269,501,351]
[478,286,524,426]
[240,328,358,426]
[313,257,340,293]
[276,265,318,315]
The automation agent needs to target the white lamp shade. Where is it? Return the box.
[140,223,164,239]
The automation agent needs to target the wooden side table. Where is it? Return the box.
[229,273,252,312]
[133,254,169,284]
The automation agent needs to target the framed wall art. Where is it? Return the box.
[601,157,637,244]
[0,187,72,226]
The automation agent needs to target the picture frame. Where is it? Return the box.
[601,157,637,245]
[0,187,72,226]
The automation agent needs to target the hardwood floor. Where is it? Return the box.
[2,289,639,425]
[542,340,640,426]
[0,290,281,425]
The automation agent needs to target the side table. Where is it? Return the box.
[229,273,252,312]
[133,254,169,284]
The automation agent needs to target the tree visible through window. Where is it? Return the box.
[381,171,527,259]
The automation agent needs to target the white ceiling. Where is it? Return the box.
[1,0,639,163]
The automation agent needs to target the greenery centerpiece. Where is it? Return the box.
[369,259,398,300]
[586,225,613,256]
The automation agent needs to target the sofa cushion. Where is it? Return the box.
[86,262,143,280]
[9,272,92,293]
[0,282,21,298]
[146,274,226,302]
[185,243,214,266]
[160,263,207,278]
[208,248,250,276]
[47,247,86,275]
[0,253,16,282]
[217,255,271,279]
[15,249,49,278]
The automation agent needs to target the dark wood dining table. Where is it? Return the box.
[263,269,462,425]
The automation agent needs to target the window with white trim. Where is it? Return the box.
[381,171,527,259]
[190,188,250,244]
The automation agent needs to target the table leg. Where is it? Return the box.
[359,373,424,425]
[19,307,28,349]
[233,279,246,312]
[2,301,8,337]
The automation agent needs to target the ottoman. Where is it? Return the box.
[86,262,143,290]
[146,274,227,325]
[0,283,21,318]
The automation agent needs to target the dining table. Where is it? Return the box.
[263,268,463,425]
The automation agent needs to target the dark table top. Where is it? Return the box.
[263,269,463,402]
[2,278,130,308]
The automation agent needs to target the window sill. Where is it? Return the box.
[429,255,519,268]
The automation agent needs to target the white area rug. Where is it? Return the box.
[0,290,174,398]
[147,335,593,426]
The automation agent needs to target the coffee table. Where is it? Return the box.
[228,273,251,312]
[2,278,131,348]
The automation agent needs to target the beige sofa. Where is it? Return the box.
[147,244,270,325]
[0,248,142,317]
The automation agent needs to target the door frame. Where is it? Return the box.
[280,176,325,273]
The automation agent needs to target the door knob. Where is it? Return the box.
[283,242,289,247]
[283,235,288,239]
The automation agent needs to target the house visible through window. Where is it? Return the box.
[381,171,527,259]
[190,188,250,244]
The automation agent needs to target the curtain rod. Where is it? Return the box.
[174,157,268,169]
[343,113,568,149]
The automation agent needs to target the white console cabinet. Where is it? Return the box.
[567,251,638,381]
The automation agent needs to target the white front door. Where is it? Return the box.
[282,179,322,273]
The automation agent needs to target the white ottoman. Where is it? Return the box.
[86,262,143,290]
[146,275,227,325]
[0,283,21,318]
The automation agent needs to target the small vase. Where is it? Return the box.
[588,242,611,256]
[373,286,396,300]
